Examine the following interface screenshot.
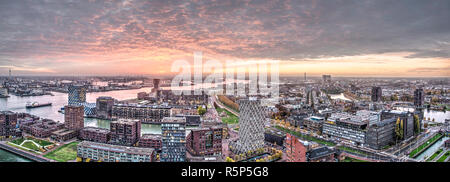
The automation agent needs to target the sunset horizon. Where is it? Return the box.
[0,0,448,77]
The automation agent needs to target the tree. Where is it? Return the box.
[197,106,207,115]
[395,117,404,140]
[414,114,421,134]
[226,157,235,162]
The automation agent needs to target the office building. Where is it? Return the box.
[231,98,266,154]
[414,88,425,107]
[302,116,325,133]
[109,119,141,146]
[161,117,186,162]
[307,147,336,162]
[186,126,222,156]
[371,86,382,102]
[381,110,415,139]
[77,141,154,162]
[175,115,201,126]
[366,118,396,149]
[323,113,368,144]
[264,128,286,146]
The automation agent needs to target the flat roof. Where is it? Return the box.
[78,141,154,155]
[114,104,171,109]
[112,119,140,124]
[52,129,77,135]
[161,117,186,124]
[141,134,162,140]
[81,127,111,134]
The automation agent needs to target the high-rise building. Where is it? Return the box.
[381,110,416,139]
[414,88,424,107]
[0,111,18,137]
[161,117,186,162]
[285,133,309,162]
[366,118,396,150]
[68,85,87,105]
[231,98,266,154]
[151,78,161,93]
[64,105,84,131]
[96,96,114,119]
[153,79,161,90]
[109,119,141,146]
[371,86,382,102]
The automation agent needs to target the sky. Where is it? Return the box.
[0,0,449,77]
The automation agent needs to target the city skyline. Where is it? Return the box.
[0,0,449,77]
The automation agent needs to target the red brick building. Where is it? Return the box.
[138,134,162,151]
[109,119,141,146]
[186,126,223,156]
[28,120,65,138]
[285,133,309,162]
[0,111,18,137]
[64,105,84,131]
[79,127,111,143]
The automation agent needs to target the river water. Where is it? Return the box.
[0,149,32,162]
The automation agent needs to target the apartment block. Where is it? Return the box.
[77,141,154,162]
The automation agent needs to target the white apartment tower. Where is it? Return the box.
[232,98,266,154]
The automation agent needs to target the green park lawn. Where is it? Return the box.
[32,138,54,147]
[21,141,41,151]
[10,137,53,147]
[216,107,239,124]
[9,138,25,145]
[44,142,80,162]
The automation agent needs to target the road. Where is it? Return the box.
[213,95,239,117]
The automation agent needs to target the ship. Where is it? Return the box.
[26,102,52,109]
